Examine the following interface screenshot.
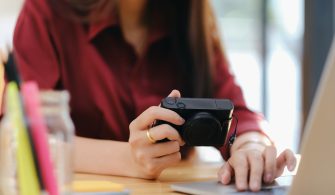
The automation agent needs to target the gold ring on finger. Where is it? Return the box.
[146,129,156,144]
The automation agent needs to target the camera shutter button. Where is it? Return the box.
[166,97,177,105]
[177,102,186,109]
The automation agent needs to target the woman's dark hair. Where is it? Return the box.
[54,0,223,97]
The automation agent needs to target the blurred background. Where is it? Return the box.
[0,0,23,49]
[0,0,333,161]
[200,0,304,161]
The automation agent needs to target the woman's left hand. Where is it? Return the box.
[217,132,297,192]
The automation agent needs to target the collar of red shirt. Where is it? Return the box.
[87,9,168,45]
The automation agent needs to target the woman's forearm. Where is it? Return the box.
[231,131,272,153]
[74,136,140,177]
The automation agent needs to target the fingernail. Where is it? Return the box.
[288,164,294,171]
[237,183,247,191]
[251,181,260,191]
[265,173,272,182]
[179,118,185,124]
[221,172,229,182]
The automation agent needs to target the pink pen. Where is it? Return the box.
[22,82,59,195]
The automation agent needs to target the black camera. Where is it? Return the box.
[155,97,234,146]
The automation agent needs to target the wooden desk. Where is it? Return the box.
[75,159,222,195]
[74,155,300,195]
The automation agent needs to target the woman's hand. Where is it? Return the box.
[0,49,7,106]
[0,48,8,63]
[128,90,185,179]
[218,132,297,192]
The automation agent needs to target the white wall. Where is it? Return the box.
[0,0,24,49]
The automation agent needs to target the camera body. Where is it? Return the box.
[156,97,234,146]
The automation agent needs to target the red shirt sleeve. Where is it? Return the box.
[13,0,60,89]
[213,49,268,160]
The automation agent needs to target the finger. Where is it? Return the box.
[154,151,182,170]
[231,153,248,191]
[158,90,182,107]
[131,106,184,130]
[218,161,234,185]
[149,124,184,145]
[147,141,180,158]
[285,150,297,171]
[167,89,181,98]
[263,146,277,183]
[275,149,297,177]
[0,49,8,64]
[248,151,264,192]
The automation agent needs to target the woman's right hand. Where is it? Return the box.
[128,90,185,179]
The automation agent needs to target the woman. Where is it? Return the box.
[13,0,296,192]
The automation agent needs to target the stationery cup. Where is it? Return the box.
[0,89,75,195]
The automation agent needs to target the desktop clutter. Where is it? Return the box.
[0,53,235,195]
[0,54,127,195]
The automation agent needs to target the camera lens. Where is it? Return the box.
[182,112,222,146]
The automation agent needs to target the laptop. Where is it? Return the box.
[171,37,335,195]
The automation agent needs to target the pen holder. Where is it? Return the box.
[0,88,75,195]
[40,90,75,195]
[0,115,17,195]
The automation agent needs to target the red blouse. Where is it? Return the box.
[13,0,265,160]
